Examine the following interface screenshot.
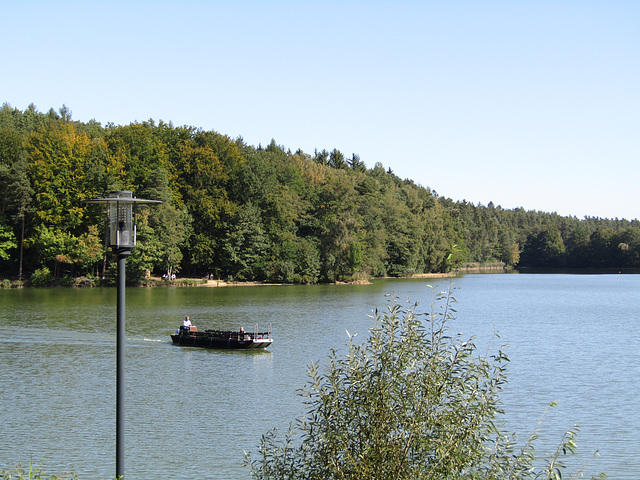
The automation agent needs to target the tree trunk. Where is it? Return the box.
[18,215,25,280]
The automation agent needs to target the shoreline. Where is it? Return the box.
[0,268,498,289]
[149,271,460,288]
[7,266,640,289]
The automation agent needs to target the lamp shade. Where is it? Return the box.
[83,191,162,249]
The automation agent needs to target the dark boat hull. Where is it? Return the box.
[170,331,272,350]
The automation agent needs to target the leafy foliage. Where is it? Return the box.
[0,222,17,261]
[0,459,120,480]
[0,460,77,480]
[1,103,639,283]
[245,287,603,479]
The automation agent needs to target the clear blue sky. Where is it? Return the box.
[2,1,638,220]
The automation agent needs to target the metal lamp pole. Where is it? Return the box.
[83,191,161,479]
[116,247,130,476]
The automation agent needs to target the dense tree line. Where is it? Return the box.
[1,103,639,285]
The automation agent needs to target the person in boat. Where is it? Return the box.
[239,326,251,341]
[183,316,192,330]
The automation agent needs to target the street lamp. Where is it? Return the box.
[82,191,161,479]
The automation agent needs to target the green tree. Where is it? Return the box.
[380,191,420,276]
[0,128,24,176]
[247,287,599,479]
[175,130,243,273]
[565,224,591,267]
[0,222,17,261]
[104,121,170,191]
[519,226,566,268]
[72,224,104,275]
[615,227,640,267]
[26,123,89,230]
[357,188,388,277]
[317,169,360,281]
[328,148,347,170]
[348,153,366,172]
[31,225,74,277]
[6,154,34,279]
[499,231,520,266]
[137,167,192,278]
[313,149,329,165]
[586,226,614,267]
[0,128,34,278]
[294,236,321,283]
[42,224,104,278]
[221,202,268,281]
[346,240,363,275]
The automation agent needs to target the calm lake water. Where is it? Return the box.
[1,274,638,479]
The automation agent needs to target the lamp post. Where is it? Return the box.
[83,191,161,479]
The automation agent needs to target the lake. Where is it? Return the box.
[1,273,638,478]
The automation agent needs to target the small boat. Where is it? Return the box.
[170,324,273,350]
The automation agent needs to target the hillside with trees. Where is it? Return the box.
[1,103,639,285]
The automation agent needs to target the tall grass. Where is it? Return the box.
[1,460,118,480]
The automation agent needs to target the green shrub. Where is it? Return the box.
[30,267,54,287]
[1,279,11,288]
[0,460,77,479]
[58,275,74,287]
[246,286,603,479]
[0,460,121,480]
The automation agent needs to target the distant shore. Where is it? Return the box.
[0,265,505,289]
[146,271,461,288]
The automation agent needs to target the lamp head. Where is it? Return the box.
[82,191,161,251]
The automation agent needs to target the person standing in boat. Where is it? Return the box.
[183,316,192,329]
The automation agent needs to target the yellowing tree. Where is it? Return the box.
[27,122,94,231]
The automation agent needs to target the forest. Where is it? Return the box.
[1,103,639,286]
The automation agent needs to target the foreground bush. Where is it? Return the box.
[0,461,77,480]
[246,286,603,479]
[0,461,119,480]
